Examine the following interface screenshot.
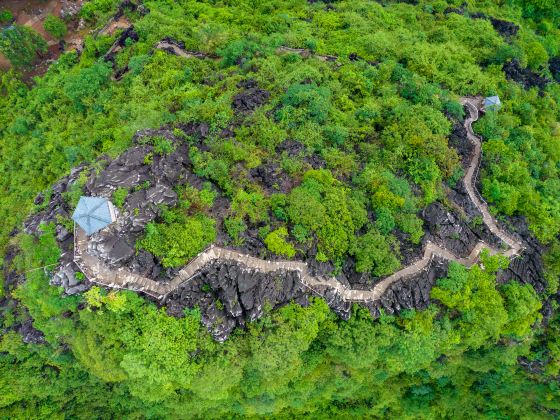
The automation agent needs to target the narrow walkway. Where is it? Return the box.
[73,98,524,303]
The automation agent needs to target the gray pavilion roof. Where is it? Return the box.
[484,96,501,109]
[72,196,116,236]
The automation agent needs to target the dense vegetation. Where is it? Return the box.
[0,24,47,69]
[1,0,559,417]
[1,232,556,417]
[43,15,67,40]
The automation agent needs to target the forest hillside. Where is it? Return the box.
[1,0,560,417]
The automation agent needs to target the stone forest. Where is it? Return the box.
[1,0,560,418]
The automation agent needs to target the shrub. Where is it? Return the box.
[352,228,400,277]
[0,9,13,24]
[79,0,117,23]
[375,207,396,234]
[43,15,67,39]
[287,170,367,263]
[63,62,112,111]
[0,24,47,69]
[224,217,247,245]
[230,189,269,224]
[152,136,175,155]
[112,187,128,209]
[278,83,332,125]
[218,39,261,67]
[138,215,216,268]
[265,227,296,258]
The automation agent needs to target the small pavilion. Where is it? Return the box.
[483,96,501,112]
[72,196,117,235]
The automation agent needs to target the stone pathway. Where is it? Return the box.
[73,97,524,303]
[154,41,212,59]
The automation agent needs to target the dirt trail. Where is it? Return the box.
[73,98,524,303]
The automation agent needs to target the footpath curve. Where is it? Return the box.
[73,97,524,302]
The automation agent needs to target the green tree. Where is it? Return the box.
[138,215,216,267]
[352,227,401,276]
[265,227,296,258]
[43,15,67,39]
[0,25,47,69]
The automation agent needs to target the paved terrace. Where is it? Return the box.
[73,97,524,303]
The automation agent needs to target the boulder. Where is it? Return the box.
[489,17,519,37]
[60,0,84,19]
[164,260,314,340]
[503,59,549,90]
[232,81,270,113]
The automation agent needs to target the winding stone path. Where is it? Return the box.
[73,97,524,303]
[154,41,213,59]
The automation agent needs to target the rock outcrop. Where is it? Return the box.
[232,80,270,113]
[18,97,544,341]
[550,56,560,82]
[489,17,519,37]
[165,261,310,341]
[165,259,352,341]
[60,0,85,19]
[497,216,546,294]
[366,256,449,316]
[503,59,549,91]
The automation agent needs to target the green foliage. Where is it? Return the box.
[111,187,128,209]
[525,40,549,70]
[278,83,332,125]
[80,0,120,23]
[138,215,216,267]
[43,15,67,39]
[63,62,112,111]
[0,9,13,24]
[287,169,367,264]
[177,183,216,213]
[475,91,560,243]
[230,189,269,224]
[264,227,296,258]
[355,164,424,243]
[1,0,560,416]
[352,227,400,277]
[224,216,247,245]
[62,171,88,207]
[11,225,79,336]
[152,136,175,155]
[85,287,128,312]
[0,25,47,69]
[190,147,234,195]
[500,281,542,338]
[430,258,531,349]
[218,39,261,68]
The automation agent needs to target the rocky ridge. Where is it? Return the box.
[19,96,545,341]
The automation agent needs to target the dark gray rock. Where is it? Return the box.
[249,162,294,193]
[423,202,481,258]
[366,256,448,316]
[550,56,560,82]
[489,17,519,37]
[497,216,546,294]
[448,120,472,166]
[24,164,88,237]
[165,260,314,341]
[18,319,46,345]
[51,258,91,295]
[503,59,549,91]
[232,81,270,112]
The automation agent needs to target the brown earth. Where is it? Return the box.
[0,0,87,76]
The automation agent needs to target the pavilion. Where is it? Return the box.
[72,196,117,235]
[483,95,501,112]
